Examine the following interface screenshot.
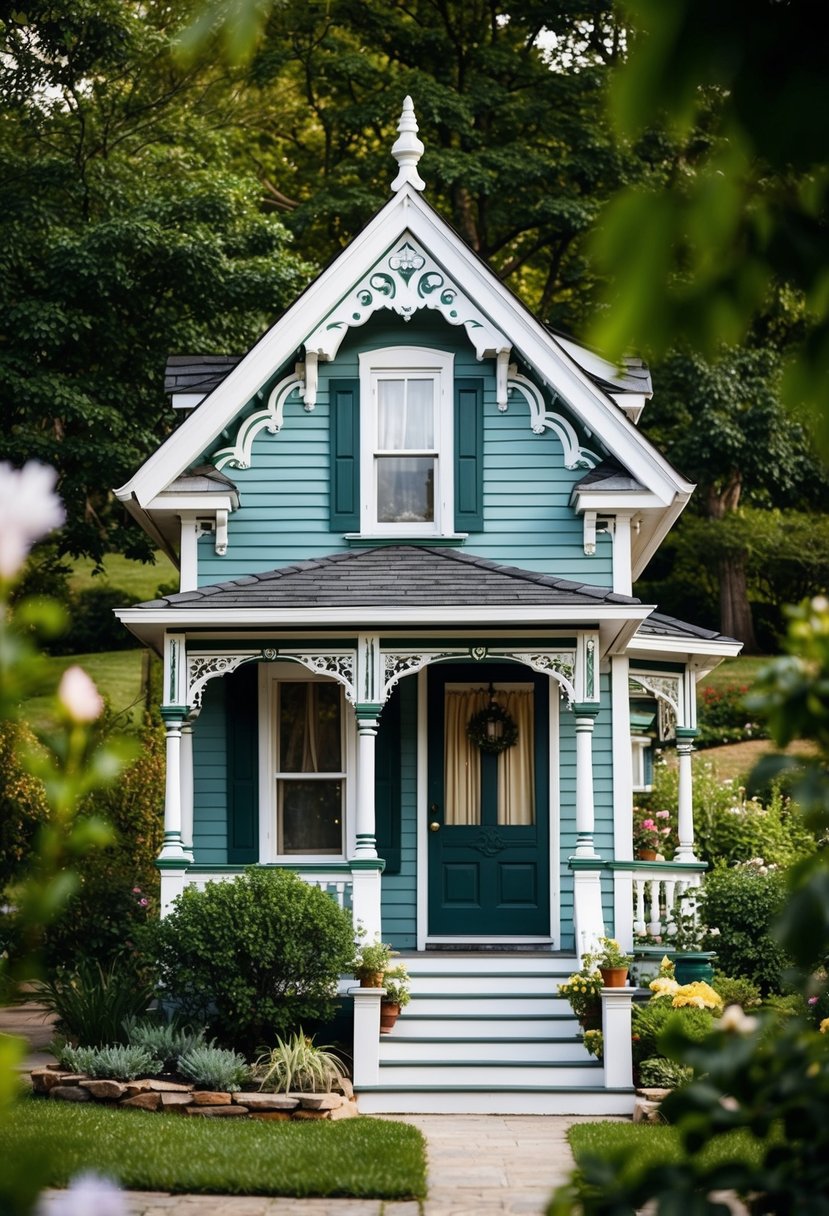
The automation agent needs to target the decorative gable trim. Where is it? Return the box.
[304,236,511,366]
[212,373,303,471]
[507,372,599,469]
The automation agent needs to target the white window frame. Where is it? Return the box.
[257,663,356,863]
[358,346,455,536]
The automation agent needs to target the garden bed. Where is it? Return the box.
[31,1063,358,1120]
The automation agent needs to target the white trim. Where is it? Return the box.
[117,604,651,628]
[358,346,454,536]
[179,514,198,592]
[611,654,633,949]
[612,515,632,596]
[114,186,692,531]
[257,663,355,865]
[146,494,237,513]
[549,677,561,948]
[628,634,743,659]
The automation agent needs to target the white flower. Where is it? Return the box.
[37,1172,126,1216]
[719,1004,759,1035]
[58,666,104,723]
[0,462,64,579]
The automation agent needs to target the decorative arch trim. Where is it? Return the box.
[629,671,682,738]
[213,375,303,471]
[304,236,511,363]
[187,647,357,709]
[382,646,576,704]
[507,373,600,468]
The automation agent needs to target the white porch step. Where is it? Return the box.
[356,1086,635,1116]
[405,993,565,1016]
[376,1060,600,1087]
[402,971,565,995]
[400,953,577,976]
[398,1013,575,1038]
[379,1035,589,1062]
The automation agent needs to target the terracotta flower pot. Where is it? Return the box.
[358,970,385,988]
[380,1001,401,1033]
[599,966,629,988]
[637,848,658,861]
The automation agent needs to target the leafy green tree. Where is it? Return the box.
[0,1,311,564]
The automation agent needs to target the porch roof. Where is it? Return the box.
[116,545,652,654]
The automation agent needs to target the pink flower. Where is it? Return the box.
[809,996,819,1006]
[641,818,656,831]
[139,898,149,907]
[132,887,142,894]
[656,810,670,819]
[0,462,65,580]
[58,666,104,723]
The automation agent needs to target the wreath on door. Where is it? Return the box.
[467,701,519,754]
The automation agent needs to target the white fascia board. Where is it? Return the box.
[609,392,648,423]
[116,186,693,511]
[172,393,206,410]
[146,493,237,513]
[628,635,743,661]
[570,490,663,513]
[114,603,650,629]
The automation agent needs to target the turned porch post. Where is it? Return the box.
[159,706,190,863]
[674,727,698,861]
[351,703,384,940]
[574,703,600,858]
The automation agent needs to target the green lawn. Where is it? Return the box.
[568,1120,768,1176]
[68,552,177,599]
[697,654,774,692]
[6,1097,427,1199]
[22,650,154,731]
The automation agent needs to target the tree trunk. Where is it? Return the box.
[719,552,759,651]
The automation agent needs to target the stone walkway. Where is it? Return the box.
[4,1003,611,1215]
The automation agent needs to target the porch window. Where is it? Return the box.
[359,347,454,535]
[276,681,344,855]
[444,685,535,825]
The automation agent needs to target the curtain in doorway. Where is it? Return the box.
[497,689,534,825]
[444,687,535,826]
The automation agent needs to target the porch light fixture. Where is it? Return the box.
[467,683,519,755]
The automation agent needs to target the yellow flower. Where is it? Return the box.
[670,981,722,1010]
[820,1018,829,1034]
[650,977,679,998]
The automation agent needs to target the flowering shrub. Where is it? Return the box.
[695,681,766,748]
[583,936,632,970]
[558,968,603,1019]
[633,807,672,855]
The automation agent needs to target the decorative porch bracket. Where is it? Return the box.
[186,647,357,710]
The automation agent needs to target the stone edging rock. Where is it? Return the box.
[30,1065,358,1120]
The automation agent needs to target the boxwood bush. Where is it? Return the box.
[152,868,354,1053]
[703,864,791,994]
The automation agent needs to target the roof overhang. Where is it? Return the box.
[628,631,743,681]
[115,601,652,659]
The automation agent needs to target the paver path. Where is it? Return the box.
[32,1114,610,1214]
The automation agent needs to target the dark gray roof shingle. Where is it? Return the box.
[574,461,647,493]
[637,611,740,646]
[164,355,242,397]
[137,545,642,611]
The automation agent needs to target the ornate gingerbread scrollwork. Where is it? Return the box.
[472,827,507,856]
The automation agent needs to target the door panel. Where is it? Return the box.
[427,663,550,936]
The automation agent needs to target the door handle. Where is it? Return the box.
[429,821,441,833]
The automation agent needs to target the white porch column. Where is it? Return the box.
[351,986,384,1088]
[351,703,384,940]
[159,706,189,863]
[674,727,698,861]
[602,987,634,1090]
[180,716,195,862]
[574,703,600,858]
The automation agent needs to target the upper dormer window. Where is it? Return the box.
[360,347,454,535]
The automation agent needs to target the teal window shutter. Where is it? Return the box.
[454,378,484,531]
[226,662,259,864]
[330,378,360,530]
[375,688,402,875]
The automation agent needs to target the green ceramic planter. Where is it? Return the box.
[673,952,717,985]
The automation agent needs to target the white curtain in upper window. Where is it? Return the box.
[378,378,434,450]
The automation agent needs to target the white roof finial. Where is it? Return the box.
[391,95,425,193]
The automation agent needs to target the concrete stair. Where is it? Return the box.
[355,953,635,1115]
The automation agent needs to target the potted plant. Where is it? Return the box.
[667,896,718,985]
[558,967,604,1030]
[352,933,397,988]
[633,808,673,860]
[584,936,633,987]
[379,963,411,1032]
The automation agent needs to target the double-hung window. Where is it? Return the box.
[359,347,454,535]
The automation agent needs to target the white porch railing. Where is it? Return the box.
[629,860,706,948]
[161,864,354,914]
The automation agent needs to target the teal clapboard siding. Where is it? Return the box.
[558,672,614,952]
[380,675,418,948]
[192,678,228,863]
[197,313,613,586]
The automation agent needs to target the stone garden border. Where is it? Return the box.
[30,1065,358,1120]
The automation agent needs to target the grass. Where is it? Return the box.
[22,650,157,732]
[68,552,177,599]
[7,1096,427,1199]
[568,1120,768,1177]
[697,655,774,692]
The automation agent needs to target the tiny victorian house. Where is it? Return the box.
[115,101,740,1113]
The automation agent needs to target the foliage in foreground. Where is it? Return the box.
[549,598,829,1215]
[32,957,156,1046]
[152,867,355,1053]
[7,1096,427,1199]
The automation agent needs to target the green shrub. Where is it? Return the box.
[125,1019,208,1071]
[58,1043,161,1080]
[177,1046,249,1092]
[631,1000,716,1067]
[152,868,354,1053]
[703,864,791,994]
[638,1056,693,1089]
[40,724,165,971]
[33,957,156,1046]
[0,722,49,891]
[711,971,762,1009]
[695,683,766,748]
[252,1032,349,1093]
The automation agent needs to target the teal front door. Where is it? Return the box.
[427,663,550,937]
